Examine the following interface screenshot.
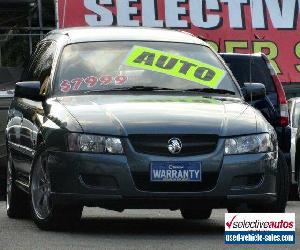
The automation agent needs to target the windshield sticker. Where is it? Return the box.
[115,76,129,85]
[85,76,98,88]
[60,80,72,93]
[71,78,83,90]
[124,46,226,88]
[99,75,113,85]
[59,75,128,93]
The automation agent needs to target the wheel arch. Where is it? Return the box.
[29,132,47,189]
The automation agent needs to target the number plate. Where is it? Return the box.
[150,162,201,182]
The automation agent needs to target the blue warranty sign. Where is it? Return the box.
[150,162,201,182]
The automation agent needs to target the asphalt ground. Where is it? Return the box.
[0,201,299,250]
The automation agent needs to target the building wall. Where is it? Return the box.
[0,0,55,90]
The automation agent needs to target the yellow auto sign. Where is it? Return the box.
[124,46,225,88]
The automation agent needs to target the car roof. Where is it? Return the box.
[289,97,300,103]
[46,27,206,45]
[219,53,263,58]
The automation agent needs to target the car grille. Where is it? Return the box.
[128,134,218,156]
[131,172,218,192]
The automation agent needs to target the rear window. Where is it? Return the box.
[222,56,275,93]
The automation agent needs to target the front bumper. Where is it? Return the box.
[47,139,277,209]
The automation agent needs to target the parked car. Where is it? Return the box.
[288,98,300,199]
[220,53,291,189]
[6,27,289,230]
[0,89,14,197]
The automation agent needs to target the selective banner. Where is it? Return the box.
[57,0,300,84]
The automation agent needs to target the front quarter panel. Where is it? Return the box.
[255,107,275,134]
[45,98,83,133]
[40,98,83,151]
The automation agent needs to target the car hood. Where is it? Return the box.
[50,94,265,136]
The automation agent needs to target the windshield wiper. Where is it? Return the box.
[84,86,176,94]
[110,86,177,91]
[183,88,236,95]
[83,86,235,95]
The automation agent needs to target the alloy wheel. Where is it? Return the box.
[6,156,13,211]
[31,156,51,220]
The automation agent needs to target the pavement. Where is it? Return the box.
[0,201,299,250]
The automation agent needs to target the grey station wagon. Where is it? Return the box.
[5,27,288,230]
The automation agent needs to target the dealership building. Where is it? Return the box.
[0,0,299,98]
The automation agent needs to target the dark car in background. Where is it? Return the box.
[0,88,14,197]
[220,53,291,187]
[5,27,289,230]
[0,67,21,197]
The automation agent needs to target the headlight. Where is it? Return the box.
[68,134,124,154]
[224,133,275,155]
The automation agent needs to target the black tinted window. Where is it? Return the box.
[222,56,275,93]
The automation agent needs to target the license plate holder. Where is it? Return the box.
[150,162,201,182]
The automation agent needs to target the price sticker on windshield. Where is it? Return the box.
[124,46,226,88]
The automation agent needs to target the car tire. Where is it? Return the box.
[297,169,300,201]
[289,184,299,201]
[6,153,29,219]
[180,208,212,220]
[30,151,83,230]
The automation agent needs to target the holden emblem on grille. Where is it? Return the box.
[168,138,182,154]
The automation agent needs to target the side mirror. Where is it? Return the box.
[243,82,266,102]
[14,81,44,101]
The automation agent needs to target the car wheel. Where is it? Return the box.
[6,154,29,218]
[249,149,289,213]
[180,208,212,220]
[297,170,300,200]
[30,152,83,230]
[295,150,300,200]
[289,184,299,201]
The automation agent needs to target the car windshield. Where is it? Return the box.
[54,41,239,96]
